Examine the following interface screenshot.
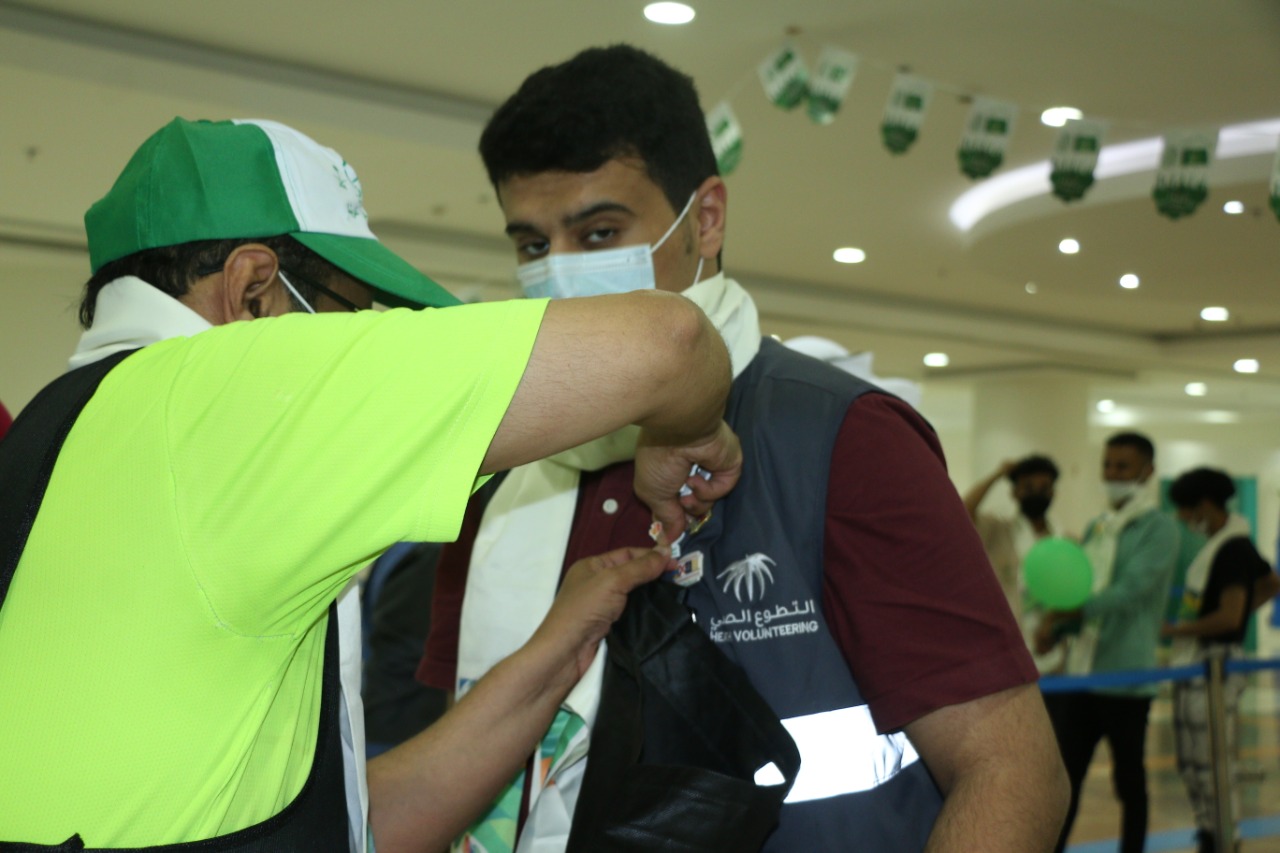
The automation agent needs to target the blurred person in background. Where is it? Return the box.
[964,454,1064,672]
[1037,431,1178,853]
[1165,467,1280,853]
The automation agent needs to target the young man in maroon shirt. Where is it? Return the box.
[419,45,1068,852]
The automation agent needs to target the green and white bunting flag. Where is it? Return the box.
[957,97,1017,179]
[881,74,933,154]
[757,45,809,111]
[1050,119,1107,203]
[807,46,858,125]
[706,101,744,176]
[1153,129,1218,220]
[1270,145,1280,224]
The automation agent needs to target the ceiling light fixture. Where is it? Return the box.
[1200,306,1229,322]
[1096,399,1116,413]
[950,118,1280,232]
[1119,274,1140,289]
[1184,382,1207,397]
[1025,282,1038,294]
[643,2,695,24]
[1040,106,1083,128]
[1223,200,1245,215]
[923,352,950,368]
[1058,238,1080,254]
[833,247,867,264]
[1234,358,1260,374]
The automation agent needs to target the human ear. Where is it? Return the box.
[692,176,727,263]
[223,245,286,321]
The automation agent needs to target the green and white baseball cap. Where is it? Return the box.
[85,117,460,309]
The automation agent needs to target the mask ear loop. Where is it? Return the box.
[650,191,699,254]
[278,271,316,314]
[690,255,706,289]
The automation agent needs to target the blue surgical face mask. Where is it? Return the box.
[517,191,703,299]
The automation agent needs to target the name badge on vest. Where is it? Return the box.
[649,517,709,587]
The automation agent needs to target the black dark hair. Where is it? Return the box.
[1106,431,1156,464]
[1008,454,1060,484]
[478,44,719,214]
[79,235,339,328]
[1169,467,1236,510]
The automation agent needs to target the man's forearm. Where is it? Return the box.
[367,546,669,853]
[366,634,576,853]
[483,290,731,474]
[961,468,1004,520]
[1170,588,1248,638]
[626,292,732,445]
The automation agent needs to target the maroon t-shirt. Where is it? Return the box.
[419,393,1036,732]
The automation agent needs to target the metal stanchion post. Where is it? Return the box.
[1205,646,1235,852]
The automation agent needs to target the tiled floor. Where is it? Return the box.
[1065,671,1280,852]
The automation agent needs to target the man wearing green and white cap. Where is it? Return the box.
[0,117,741,852]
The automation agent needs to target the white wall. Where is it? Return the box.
[0,243,87,413]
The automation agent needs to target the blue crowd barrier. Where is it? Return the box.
[1225,657,1280,675]
[1038,656,1280,693]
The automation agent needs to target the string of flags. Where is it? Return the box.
[704,42,1280,223]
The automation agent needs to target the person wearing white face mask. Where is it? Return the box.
[419,44,1068,853]
[1164,467,1280,853]
[516,190,704,300]
[1036,431,1179,853]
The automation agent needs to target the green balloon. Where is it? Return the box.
[1024,537,1093,610]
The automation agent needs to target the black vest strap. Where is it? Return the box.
[0,352,348,851]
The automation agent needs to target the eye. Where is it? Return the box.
[583,227,618,247]
[516,238,550,260]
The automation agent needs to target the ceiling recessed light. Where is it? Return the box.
[1185,382,1207,397]
[923,352,950,368]
[1058,238,1080,254]
[1223,200,1245,215]
[1040,106,1083,128]
[833,247,867,264]
[1203,410,1240,424]
[1201,306,1229,322]
[1119,274,1140,289]
[1024,282,1038,294]
[1234,358,1260,374]
[643,2,695,24]
[1096,399,1116,413]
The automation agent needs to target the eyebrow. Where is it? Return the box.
[504,201,636,237]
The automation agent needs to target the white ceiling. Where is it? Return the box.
[3,0,1280,416]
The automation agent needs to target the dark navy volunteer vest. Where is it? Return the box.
[0,351,348,852]
[683,338,944,851]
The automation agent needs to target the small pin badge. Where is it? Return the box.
[666,550,704,587]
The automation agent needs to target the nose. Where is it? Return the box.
[548,235,580,255]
